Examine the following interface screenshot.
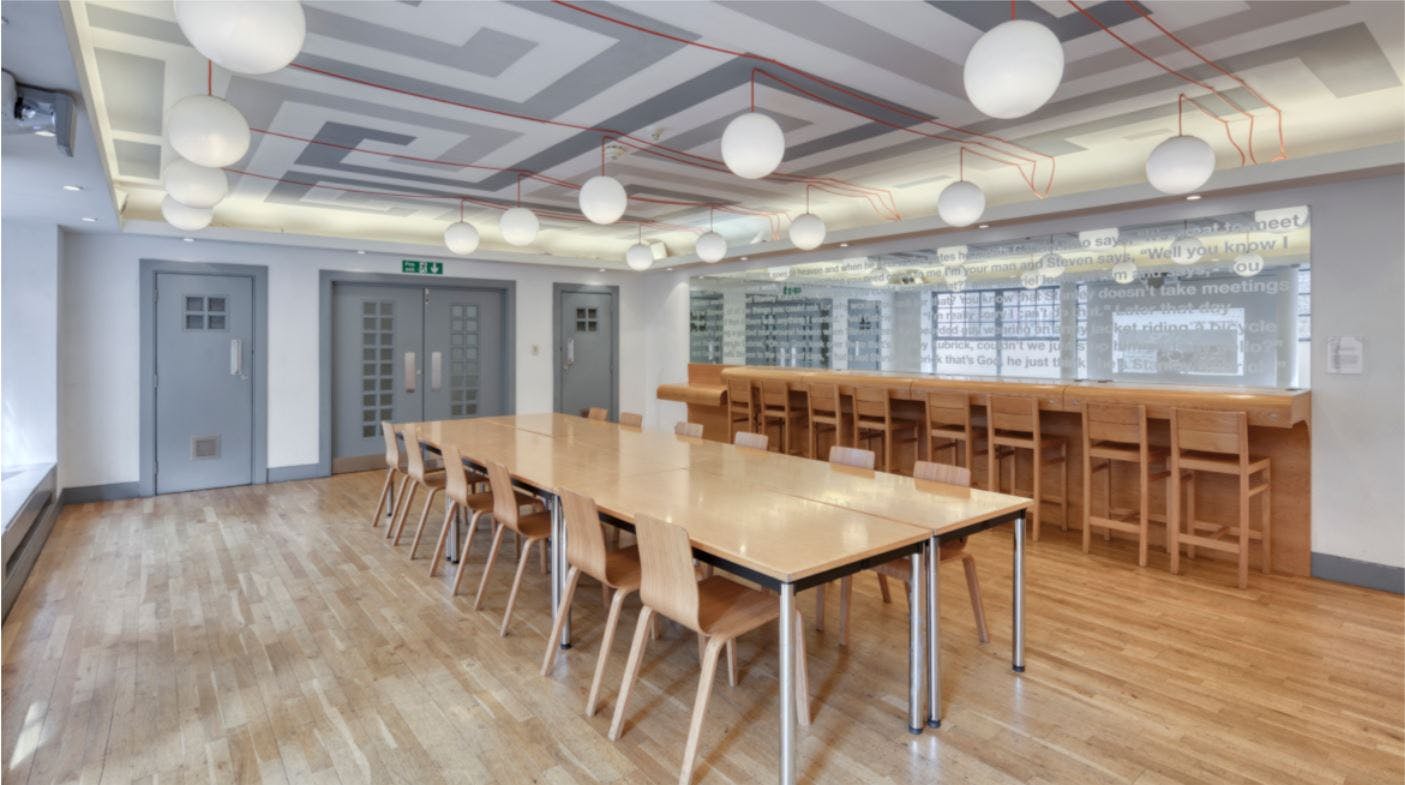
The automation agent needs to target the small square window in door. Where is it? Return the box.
[575,306,598,332]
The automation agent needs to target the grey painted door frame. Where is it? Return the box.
[552,283,619,418]
[318,270,516,477]
[139,259,269,497]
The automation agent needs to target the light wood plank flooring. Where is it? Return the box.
[3,472,1401,785]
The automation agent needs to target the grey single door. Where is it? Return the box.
[154,272,254,493]
[424,288,505,421]
[331,284,425,469]
[557,289,615,418]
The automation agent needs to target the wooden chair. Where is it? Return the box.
[473,461,554,636]
[426,445,494,578]
[540,489,644,716]
[834,462,989,646]
[828,445,874,470]
[1169,409,1272,588]
[608,514,810,785]
[370,421,411,529]
[987,395,1068,540]
[852,385,920,473]
[674,421,704,438]
[758,379,805,455]
[1081,403,1171,567]
[726,378,756,440]
[813,446,875,640]
[619,411,643,428]
[587,407,608,421]
[924,391,983,471]
[732,431,769,451]
[806,382,843,460]
[390,423,446,549]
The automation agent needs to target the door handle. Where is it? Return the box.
[229,338,244,377]
[565,337,575,369]
[430,351,442,391]
[404,351,417,393]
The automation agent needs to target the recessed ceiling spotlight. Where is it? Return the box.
[978,223,990,229]
[34,130,55,138]
[597,268,606,272]
[740,256,749,261]
[839,242,849,248]
[356,249,366,254]
[80,216,97,223]
[1185,194,1202,201]
[63,184,83,192]
[182,237,195,243]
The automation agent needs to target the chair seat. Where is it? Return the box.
[811,413,840,426]
[602,545,642,590]
[762,407,805,419]
[696,575,778,638]
[416,471,447,489]
[1179,451,1270,475]
[459,490,495,512]
[992,432,1066,460]
[929,426,970,440]
[1089,441,1170,463]
[856,417,919,432]
[514,510,553,539]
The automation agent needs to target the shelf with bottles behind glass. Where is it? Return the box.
[689,290,725,363]
[847,298,884,370]
[744,294,832,368]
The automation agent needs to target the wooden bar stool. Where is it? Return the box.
[540,488,644,716]
[1169,409,1272,589]
[726,378,756,439]
[758,379,804,455]
[587,407,608,420]
[1081,403,1171,567]
[840,461,989,645]
[619,411,643,428]
[370,421,411,529]
[806,382,844,460]
[852,385,919,473]
[426,445,494,577]
[923,391,983,471]
[675,421,704,438]
[609,513,809,785]
[987,395,1067,540]
[390,423,446,548]
[473,461,554,636]
[733,431,769,451]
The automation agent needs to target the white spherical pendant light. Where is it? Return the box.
[963,20,1064,119]
[499,207,539,246]
[944,265,968,286]
[167,94,250,168]
[1111,260,1138,285]
[1233,253,1264,278]
[1021,269,1044,289]
[937,180,985,227]
[162,158,228,208]
[788,213,826,250]
[625,243,654,271]
[1169,234,1204,265]
[1145,135,1216,195]
[161,194,213,231]
[1038,252,1065,279]
[721,111,785,180]
[443,221,480,256]
[579,175,627,225]
[174,0,306,75]
[695,231,727,263]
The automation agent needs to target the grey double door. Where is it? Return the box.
[332,283,505,471]
[155,272,255,494]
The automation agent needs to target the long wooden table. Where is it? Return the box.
[406,414,1031,782]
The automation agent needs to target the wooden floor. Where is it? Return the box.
[3,471,1401,785]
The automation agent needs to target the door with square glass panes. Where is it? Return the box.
[331,283,505,472]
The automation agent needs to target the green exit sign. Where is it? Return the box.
[402,260,443,275]
[782,285,802,295]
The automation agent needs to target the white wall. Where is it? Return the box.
[655,174,1405,570]
[58,232,646,487]
[2,220,61,468]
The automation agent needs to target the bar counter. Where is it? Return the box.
[658,363,1312,576]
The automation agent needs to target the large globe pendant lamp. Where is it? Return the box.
[579,174,627,225]
[167,94,250,168]
[696,231,726,263]
[1038,251,1065,279]
[161,194,213,231]
[625,223,656,271]
[174,0,306,75]
[443,220,480,256]
[499,207,538,246]
[1146,135,1215,195]
[1111,259,1138,285]
[963,19,1064,119]
[721,111,785,179]
[162,157,228,208]
[789,212,826,250]
[1233,253,1264,278]
[937,179,985,227]
[1170,232,1204,266]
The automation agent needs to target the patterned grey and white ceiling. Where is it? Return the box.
[66,0,1405,264]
